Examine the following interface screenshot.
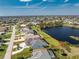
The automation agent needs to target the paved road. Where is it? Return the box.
[4,25,16,59]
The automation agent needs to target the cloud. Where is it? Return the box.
[64,0,69,2]
[42,0,47,2]
[20,0,32,2]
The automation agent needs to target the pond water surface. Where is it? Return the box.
[44,27,79,44]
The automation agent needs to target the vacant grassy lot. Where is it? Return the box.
[31,26,60,47]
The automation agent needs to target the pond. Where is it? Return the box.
[44,27,79,44]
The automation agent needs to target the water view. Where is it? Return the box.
[0,16,79,59]
[44,27,79,44]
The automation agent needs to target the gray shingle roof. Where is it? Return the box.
[31,39,47,49]
[28,49,51,59]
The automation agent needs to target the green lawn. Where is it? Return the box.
[15,30,21,35]
[11,48,32,59]
[0,44,8,59]
[15,25,21,35]
[0,32,12,39]
[31,26,60,47]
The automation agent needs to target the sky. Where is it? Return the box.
[0,0,79,16]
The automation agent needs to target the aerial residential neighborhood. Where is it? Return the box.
[0,16,79,59]
[0,0,79,59]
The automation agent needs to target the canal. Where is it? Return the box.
[44,27,79,44]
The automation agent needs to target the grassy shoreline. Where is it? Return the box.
[70,36,79,41]
[31,25,61,47]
